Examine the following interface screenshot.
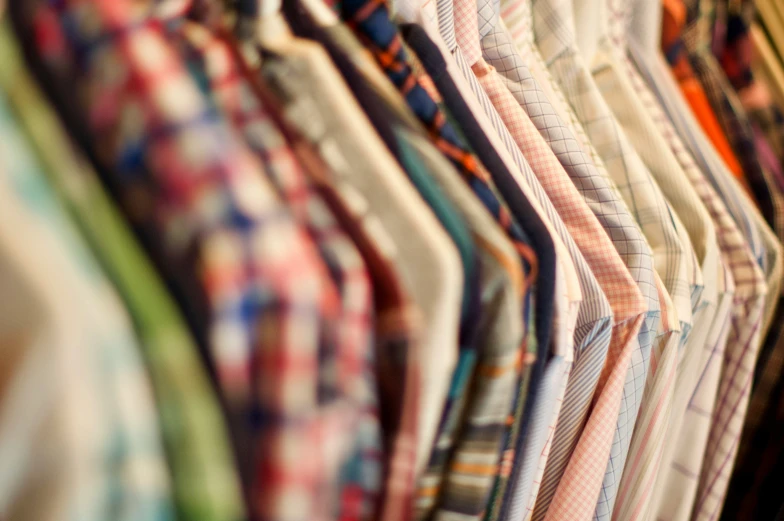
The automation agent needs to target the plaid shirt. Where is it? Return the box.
[286,22,488,520]
[632,24,771,521]
[529,0,703,518]
[676,11,781,519]
[608,7,731,521]
[710,0,784,335]
[0,22,246,521]
[398,20,585,521]
[21,2,365,521]
[492,4,670,520]
[0,86,174,520]
[712,3,784,519]
[435,5,631,521]
[476,3,665,519]
[171,19,386,521]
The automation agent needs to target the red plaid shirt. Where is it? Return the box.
[172,18,386,521]
[25,1,362,520]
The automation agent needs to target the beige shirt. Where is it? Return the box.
[260,29,464,476]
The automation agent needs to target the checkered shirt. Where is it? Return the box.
[631,34,771,521]
[173,20,385,521]
[528,0,702,518]
[444,6,641,521]
[23,2,369,520]
[476,5,666,521]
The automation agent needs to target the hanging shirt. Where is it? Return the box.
[0,22,245,521]
[17,2,376,520]
[0,90,173,521]
[628,12,770,520]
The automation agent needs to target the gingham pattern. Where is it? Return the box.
[499,0,622,191]
[25,2,366,520]
[528,0,697,518]
[605,5,729,520]
[661,4,777,518]
[691,171,777,514]
[629,41,770,521]
[478,21,650,521]
[412,21,617,521]
[640,53,765,268]
[679,0,777,231]
[173,22,385,521]
[589,37,692,335]
[468,0,647,354]
[494,6,667,520]
[477,13,664,521]
[396,23,523,520]
[473,62,645,521]
[603,0,709,326]
[450,5,641,521]
[0,89,174,521]
[0,27,246,521]
[419,13,616,521]
[392,42,540,515]
[596,4,718,518]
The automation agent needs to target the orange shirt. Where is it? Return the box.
[661,0,750,190]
